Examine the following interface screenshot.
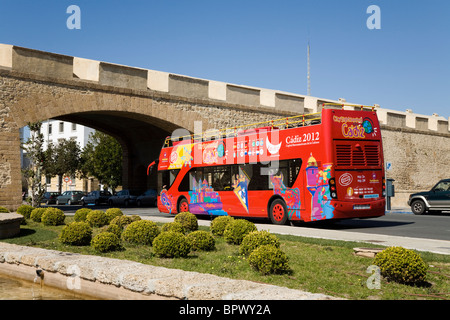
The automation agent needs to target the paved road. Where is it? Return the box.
[60,205,450,241]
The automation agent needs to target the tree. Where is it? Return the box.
[46,139,81,193]
[80,131,122,193]
[21,122,46,206]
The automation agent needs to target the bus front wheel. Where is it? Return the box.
[269,199,289,225]
[178,198,189,213]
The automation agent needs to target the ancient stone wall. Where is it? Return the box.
[382,126,450,207]
[1,44,450,210]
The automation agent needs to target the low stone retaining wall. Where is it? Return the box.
[0,213,23,239]
[0,242,336,300]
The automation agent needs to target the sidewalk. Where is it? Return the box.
[386,207,413,214]
[142,215,450,256]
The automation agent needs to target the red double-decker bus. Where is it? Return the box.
[150,104,385,225]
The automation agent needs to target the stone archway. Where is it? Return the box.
[0,74,214,210]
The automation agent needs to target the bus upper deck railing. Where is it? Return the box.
[163,103,378,147]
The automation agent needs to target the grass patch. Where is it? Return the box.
[2,218,449,300]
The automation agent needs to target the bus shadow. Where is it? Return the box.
[243,217,414,231]
[299,218,414,230]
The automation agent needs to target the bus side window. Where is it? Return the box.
[248,163,270,190]
[178,169,191,192]
[288,158,302,187]
[212,166,232,191]
[179,168,203,192]
[158,171,169,193]
[158,169,180,192]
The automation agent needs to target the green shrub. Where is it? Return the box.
[0,206,9,213]
[248,244,290,275]
[174,212,198,232]
[59,222,92,246]
[86,210,108,227]
[74,208,92,222]
[17,205,34,219]
[210,216,234,236]
[100,223,122,238]
[105,208,123,223]
[161,222,185,234]
[152,231,191,258]
[373,246,428,285]
[187,230,215,251]
[110,215,133,229]
[41,208,65,226]
[30,208,46,222]
[122,220,160,245]
[130,215,142,222]
[239,230,280,256]
[91,232,121,252]
[223,219,257,245]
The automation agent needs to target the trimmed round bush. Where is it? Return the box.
[239,230,280,256]
[187,230,215,251]
[110,215,133,229]
[248,244,290,275]
[130,215,142,222]
[161,221,185,234]
[152,231,191,258]
[17,205,34,219]
[74,208,92,222]
[122,220,160,245]
[30,208,46,222]
[105,208,123,223]
[86,210,108,227]
[0,206,9,213]
[210,216,234,236]
[41,208,65,226]
[59,222,92,246]
[374,246,428,285]
[100,223,122,238]
[223,219,257,245]
[91,232,121,252]
[174,212,198,232]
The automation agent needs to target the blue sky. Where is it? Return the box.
[1,0,449,118]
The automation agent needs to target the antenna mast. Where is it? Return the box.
[307,40,311,96]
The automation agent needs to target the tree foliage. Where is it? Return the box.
[80,131,122,192]
[45,139,81,193]
[21,122,46,206]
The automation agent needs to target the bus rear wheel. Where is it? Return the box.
[178,198,189,213]
[269,199,289,225]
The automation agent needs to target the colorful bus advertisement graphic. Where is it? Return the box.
[232,174,249,213]
[188,178,227,216]
[270,174,301,219]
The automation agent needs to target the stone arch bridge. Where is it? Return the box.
[1,44,450,210]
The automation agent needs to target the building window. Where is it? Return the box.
[59,122,64,133]
[48,124,52,135]
[72,123,77,131]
